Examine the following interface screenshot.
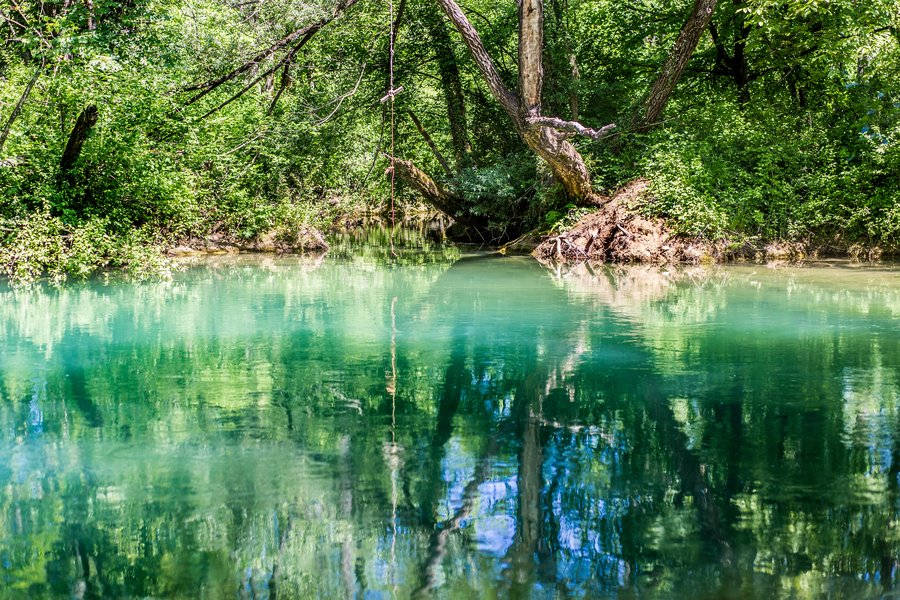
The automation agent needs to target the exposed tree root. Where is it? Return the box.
[533,179,717,265]
[532,179,890,265]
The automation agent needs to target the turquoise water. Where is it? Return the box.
[1,243,898,598]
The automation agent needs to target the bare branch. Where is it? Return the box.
[267,59,293,114]
[525,116,616,140]
[407,110,454,175]
[313,62,367,125]
[183,0,361,106]
[183,24,318,103]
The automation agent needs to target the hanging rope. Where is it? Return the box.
[388,0,397,256]
[381,0,407,257]
[386,295,400,593]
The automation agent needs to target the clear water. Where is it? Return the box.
[1,240,898,598]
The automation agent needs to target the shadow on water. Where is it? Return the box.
[0,240,898,598]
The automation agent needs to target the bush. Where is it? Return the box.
[0,212,171,284]
[628,97,899,251]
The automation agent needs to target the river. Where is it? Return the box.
[1,238,898,598]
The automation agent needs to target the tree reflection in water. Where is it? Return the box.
[0,248,898,598]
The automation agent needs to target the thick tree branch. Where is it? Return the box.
[183,24,319,103]
[525,116,615,140]
[184,0,360,108]
[385,155,456,213]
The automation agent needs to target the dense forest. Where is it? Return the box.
[0,0,898,280]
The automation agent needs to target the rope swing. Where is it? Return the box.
[381,0,403,256]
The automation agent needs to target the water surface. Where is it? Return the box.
[1,244,899,598]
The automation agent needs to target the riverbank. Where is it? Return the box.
[0,202,894,285]
[518,179,894,265]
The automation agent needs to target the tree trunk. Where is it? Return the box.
[708,2,751,104]
[0,64,42,156]
[521,126,599,201]
[732,2,750,104]
[423,5,473,170]
[518,0,543,116]
[634,0,717,131]
[60,105,98,176]
[433,0,520,119]
[386,155,484,226]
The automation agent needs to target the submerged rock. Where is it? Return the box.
[249,226,329,254]
[167,226,329,257]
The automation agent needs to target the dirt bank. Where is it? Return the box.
[529,179,890,265]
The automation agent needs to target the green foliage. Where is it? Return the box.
[0,212,171,284]
[543,202,593,234]
[0,0,898,278]
[442,154,538,237]
[630,89,899,247]
[450,154,535,209]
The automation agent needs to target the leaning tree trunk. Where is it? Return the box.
[385,155,486,226]
[60,105,98,177]
[634,0,717,131]
[407,111,454,175]
[0,64,42,156]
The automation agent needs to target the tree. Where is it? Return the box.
[634,0,718,130]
